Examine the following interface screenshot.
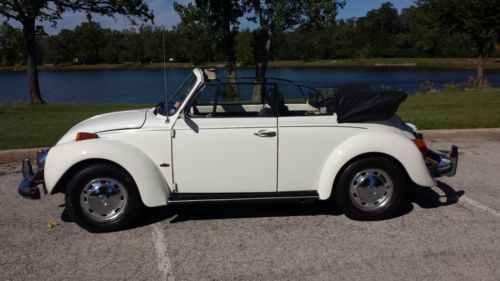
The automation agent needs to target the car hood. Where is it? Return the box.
[56,109,148,145]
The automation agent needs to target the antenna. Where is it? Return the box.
[162,27,168,103]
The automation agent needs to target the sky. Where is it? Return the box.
[3,0,415,35]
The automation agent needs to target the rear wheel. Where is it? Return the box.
[65,163,141,232]
[334,157,405,220]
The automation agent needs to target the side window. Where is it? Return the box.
[277,83,330,116]
[279,84,307,104]
[188,82,274,118]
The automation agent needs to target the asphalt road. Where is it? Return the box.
[1,136,499,281]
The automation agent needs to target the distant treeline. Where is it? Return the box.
[0,2,498,67]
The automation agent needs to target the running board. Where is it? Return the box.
[167,191,319,205]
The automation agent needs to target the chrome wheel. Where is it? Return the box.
[349,169,393,211]
[79,178,128,222]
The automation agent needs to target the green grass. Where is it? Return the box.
[2,58,500,72]
[398,89,500,129]
[0,104,148,150]
[1,89,499,150]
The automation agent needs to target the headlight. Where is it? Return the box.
[36,149,50,169]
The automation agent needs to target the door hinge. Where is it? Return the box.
[173,182,178,193]
[172,129,176,138]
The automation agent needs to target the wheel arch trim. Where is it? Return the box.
[317,131,436,200]
[45,139,170,207]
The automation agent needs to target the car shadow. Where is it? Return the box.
[60,180,464,231]
[406,180,464,209]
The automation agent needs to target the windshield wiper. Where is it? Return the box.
[153,101,164,115]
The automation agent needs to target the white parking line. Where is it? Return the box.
[460,196,500,218]
[152,224,175,281]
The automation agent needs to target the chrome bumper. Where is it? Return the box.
[18,149,49,199]
[426,145,458,178]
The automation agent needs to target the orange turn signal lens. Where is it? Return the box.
[76,132,99,141]
[413,138,428,156]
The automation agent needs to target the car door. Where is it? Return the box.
[171,82,278,193]
[276,83,361,192]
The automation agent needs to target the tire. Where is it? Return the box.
[334,157,405,221]
[65,163,142,232]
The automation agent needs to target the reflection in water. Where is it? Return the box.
[1,67,499,103]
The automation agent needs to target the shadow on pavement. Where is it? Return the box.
[407,180,464,209]
[60,180,464,231]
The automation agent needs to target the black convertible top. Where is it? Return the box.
[309,84,407,123]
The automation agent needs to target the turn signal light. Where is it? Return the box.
[413,138,428,156]
[76,132,99,141]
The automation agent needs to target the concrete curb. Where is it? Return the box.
[0,128,499,164]
[0,148,45,164]
[421,128,500,140]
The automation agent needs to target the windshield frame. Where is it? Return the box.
[159,71,201,116]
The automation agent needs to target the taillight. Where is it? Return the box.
[413,138,428,156]
[76,132,99,141]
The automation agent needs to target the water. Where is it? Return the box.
[1,67,499,103]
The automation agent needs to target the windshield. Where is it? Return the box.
[157,73,198,116]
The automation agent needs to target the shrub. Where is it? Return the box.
[419,80,436,94]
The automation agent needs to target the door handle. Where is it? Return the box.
[254,129,276,137]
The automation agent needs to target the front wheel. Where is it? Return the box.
[65,163,142,232]
[334,157,405,221]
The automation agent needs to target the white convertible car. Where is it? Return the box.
[19,68,458,232]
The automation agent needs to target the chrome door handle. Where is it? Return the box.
[254,130,276,137]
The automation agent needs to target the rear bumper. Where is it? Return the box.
[426,145,458,177]
[18,150,49,200]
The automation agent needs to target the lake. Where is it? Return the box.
[1,67,499,103]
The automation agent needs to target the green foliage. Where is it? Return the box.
[418,80,436,94]
[1,1,500,68]
[0,23,23,66]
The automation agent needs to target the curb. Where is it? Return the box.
[421,128,500,140]
[0,148,45,164]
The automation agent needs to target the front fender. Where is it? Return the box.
[317,131,435,199]
[44,139,170,207]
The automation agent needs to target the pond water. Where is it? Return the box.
[1,67,499,103]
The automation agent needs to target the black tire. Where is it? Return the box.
[65,163,141,232]
[334,157,405,221]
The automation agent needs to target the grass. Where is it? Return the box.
[1,89,499,150]
[2,58,500,72]
[0,104,148,150]
[398,88,500,129]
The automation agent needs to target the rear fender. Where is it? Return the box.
[317,131,435,199]
[44,139,170,207]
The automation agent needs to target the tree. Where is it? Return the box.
[244,0,345,100]
[0,1,153,104]
[174,0,243,82]
[0,23,24,66]
[428,0,500,87]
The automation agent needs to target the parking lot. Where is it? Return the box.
[1,131,499,281]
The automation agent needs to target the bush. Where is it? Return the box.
[466,76,490,90]
[442,82,465,92]
[419,80,436,94]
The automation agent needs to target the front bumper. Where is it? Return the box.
[426,145,458,177]
[18,150,49,199]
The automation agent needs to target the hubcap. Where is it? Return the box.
[349,169,393,211]
[79,178,128,222]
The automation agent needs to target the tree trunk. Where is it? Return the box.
[252,27,272,102]
[23,19,45,104]
[477,54,487,88]
[226,61,239,100]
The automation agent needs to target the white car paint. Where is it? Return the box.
[43,68,437,207]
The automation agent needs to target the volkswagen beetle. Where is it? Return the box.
[18,68,458,232]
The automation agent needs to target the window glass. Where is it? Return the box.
[188,82,274,118]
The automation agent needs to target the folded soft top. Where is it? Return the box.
[309,84,407,123]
